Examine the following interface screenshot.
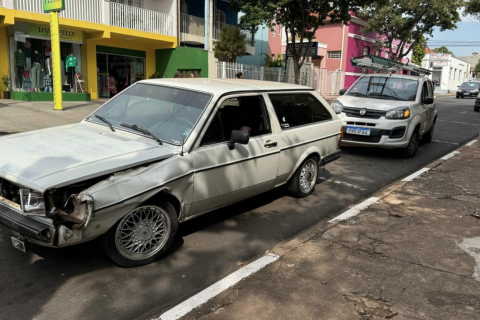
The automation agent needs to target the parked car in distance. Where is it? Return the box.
[333,74,437,158]
[0,79,343,267]
[456,81,480,99]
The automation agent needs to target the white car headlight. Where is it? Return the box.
[386,107,410,120]
[19,189,46,216]
[473,90,479,94]
[331,101,344,114]
[457,89,462,92]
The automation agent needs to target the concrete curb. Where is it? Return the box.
[270,136,479,259]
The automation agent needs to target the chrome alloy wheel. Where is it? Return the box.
[299,159,318,194]
[115,206,171,261]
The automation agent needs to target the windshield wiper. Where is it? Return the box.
[367,93,405,101]
[121,123,163,145]
[95,115,115,132]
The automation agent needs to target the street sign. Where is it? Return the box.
[287,42,318,57]
[43,0,65,13]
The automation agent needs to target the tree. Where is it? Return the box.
[264,54,285,67]
[361,0,462,62]
[213,27,247,63]
[465,0,480,19]
[230,0,368,84]
[433,46,454,56]
[474,61,480,78]
[412,36,426,65]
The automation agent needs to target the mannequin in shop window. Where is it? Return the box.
[14,48,26,91]
[66,53,78,92]
[31,50,44,92]
[44,57,53,93]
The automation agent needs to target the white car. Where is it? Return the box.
[0,79,342,267]
[332,74,437,157]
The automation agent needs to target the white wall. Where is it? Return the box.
[422,54,471,93]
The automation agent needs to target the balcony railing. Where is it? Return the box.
[15,0,103,24]
[214,22,236,39]
[11,0,173,36]
[180,13,205,37]
[110,2,173,36]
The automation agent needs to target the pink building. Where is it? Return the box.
[268,15,412,91]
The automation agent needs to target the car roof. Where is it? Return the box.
[361,74,425,81]
[139,78,313,95]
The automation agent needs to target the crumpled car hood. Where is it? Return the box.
[0,124,175,192]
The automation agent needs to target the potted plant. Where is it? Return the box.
[2,74,11,99]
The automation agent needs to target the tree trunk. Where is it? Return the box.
[293,59,300,85]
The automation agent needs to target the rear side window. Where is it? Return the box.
[268,93,332,129]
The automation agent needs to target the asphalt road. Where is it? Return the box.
[1,96,479,320]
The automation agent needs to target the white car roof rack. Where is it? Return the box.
[351,54,431,75]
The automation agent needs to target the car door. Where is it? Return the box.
[418,81,432,134]
[189,93,280,217]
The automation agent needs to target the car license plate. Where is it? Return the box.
[346,126,371,136]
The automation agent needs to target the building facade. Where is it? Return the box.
[0,0,179,100]
[422,53,471,93]
[267,14,412,92]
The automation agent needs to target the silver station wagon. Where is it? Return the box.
[0,79,342,267]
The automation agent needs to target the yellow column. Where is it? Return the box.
[0,27,9,98]
[86,39,98,100]
[145,48,155,79]
[50,11,63,110]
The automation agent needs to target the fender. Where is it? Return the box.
[284,145,322,183]
[406,114,422,139]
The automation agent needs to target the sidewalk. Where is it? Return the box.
[177,141,480,320]
[0,99,106,134]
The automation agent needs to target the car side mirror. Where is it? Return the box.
[339,89,347,96]
[422,96,434,105]
[228,130,250,150]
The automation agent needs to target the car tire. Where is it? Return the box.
[422,120,436,143]
[287,156,318,198]
[475,106,480,112]
[401,130,420,158]
[101,202,178,267]
[461,96,464,99]
[456,96,459,99]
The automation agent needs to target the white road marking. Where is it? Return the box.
[319,177,366,191]
[433,140,459,145]
[402,168,430,182]
[466,140,478,147]
[159,253,280,320]
[328,197,380,223]
[441,151,461,160]
[438,120,480,126]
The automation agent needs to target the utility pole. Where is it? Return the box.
[44,0,65,111]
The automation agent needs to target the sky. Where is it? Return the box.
[427,13,480,57]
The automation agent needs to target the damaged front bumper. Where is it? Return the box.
[0,193,94,248]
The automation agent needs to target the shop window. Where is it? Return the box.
[177,69,201,78]
[9,37,82,92]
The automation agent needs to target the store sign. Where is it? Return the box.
[287,42,318,57]
[430,53,449,61]
[43,0,65,13]
[432,61,448,67]
[29,24,83,43]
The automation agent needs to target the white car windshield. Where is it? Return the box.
[459,82,479,89]
[347,76,418,101]
[88,84,212,145]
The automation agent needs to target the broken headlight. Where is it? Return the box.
[19,189,46,216]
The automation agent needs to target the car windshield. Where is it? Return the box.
[347,76,418,101]
[87,84,212,145]
[459,82,479,89]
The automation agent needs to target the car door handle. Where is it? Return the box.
[264,141,277,148]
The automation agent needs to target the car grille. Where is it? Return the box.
[343,133,381,143]
[343,107,387,119]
